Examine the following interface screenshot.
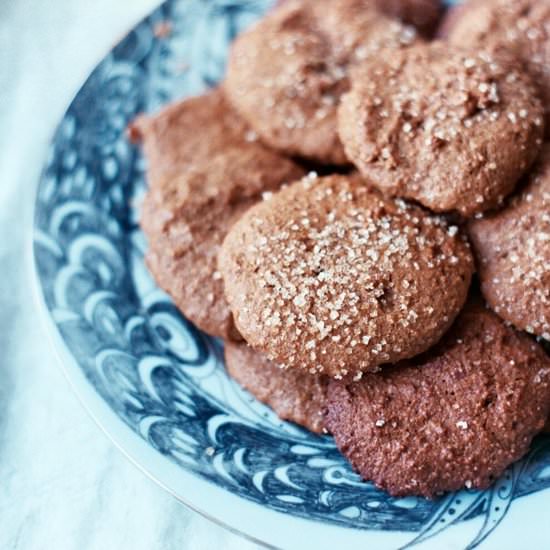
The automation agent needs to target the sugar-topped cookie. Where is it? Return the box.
[219,173,474,378]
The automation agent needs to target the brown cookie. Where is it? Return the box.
[225,342,328,434]
[469,144,550,339]
[338,42,544,216]
[130,89,305,340]
[326,301,550,498]
[276,0,443,36]
[378,0,444,37]
[446,0,550,133]
[224,0,419,165]
[219,173,474,379]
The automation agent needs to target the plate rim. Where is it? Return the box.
[30,224,426,550]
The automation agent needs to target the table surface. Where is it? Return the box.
[0,2,260,548]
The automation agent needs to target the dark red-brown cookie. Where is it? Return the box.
[130,89,305,340]
[378,0,444,36]
[338,42,544,216]
[326,301,550,498]
[225,342,328,434]
[445,0,550,133]
[219,173,474,379]
[224,0,419,165]
[468,144,550,339]
[276,0,443,37]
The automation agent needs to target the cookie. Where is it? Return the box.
[446,0,550,133]
[325,302,550,498]
[224,0,419,165]
[276,0,443,36]
[225,342,328,434]
[338,42,544,216]
[469,144,550,339]
[379,0,444,37]
[219,173,474,379]
[131,89,305,340]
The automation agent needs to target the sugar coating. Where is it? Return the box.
[338,42,544,216]
[446,0,550,132]
[469,143,550,339]
[219,174,474,379]
[224,0,420,164]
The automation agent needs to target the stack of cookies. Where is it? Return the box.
[130,0,550,498]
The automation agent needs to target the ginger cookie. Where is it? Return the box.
[276,0,443,36]
[131,89,304,340]
[224,0,419,165]
[225,342,328,434]
[218,173,473,379]
[469,144,550,339]
[326,301,550,497]
[445,0,550,133]
[380,0,444,36]
[338,42,544,216]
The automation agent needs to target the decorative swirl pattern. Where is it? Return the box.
[33,0,550,546]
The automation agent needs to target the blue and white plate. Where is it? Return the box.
[32,1,550,548]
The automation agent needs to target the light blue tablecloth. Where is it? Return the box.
[0,2,259,548]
